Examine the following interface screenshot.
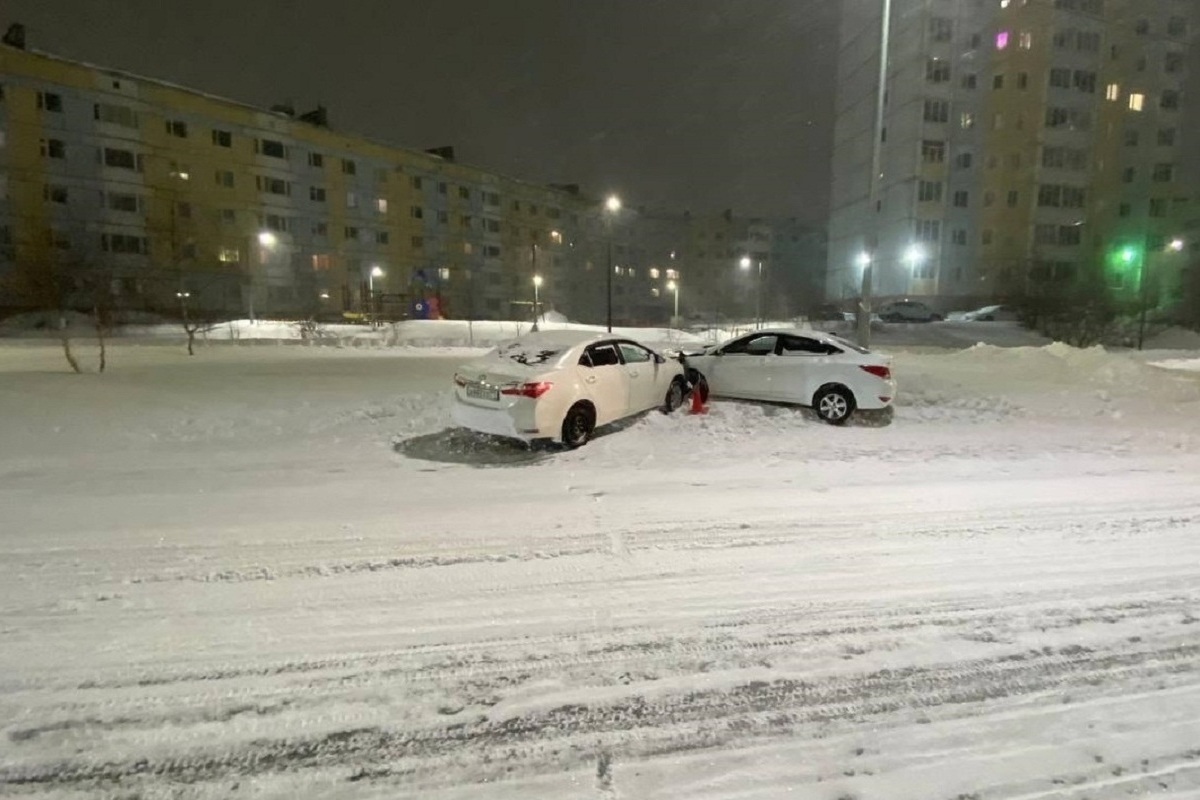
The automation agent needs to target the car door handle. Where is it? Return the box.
[586,375,597,384]
[629,371,639,378]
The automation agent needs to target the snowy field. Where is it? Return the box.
[2,330,1200,799]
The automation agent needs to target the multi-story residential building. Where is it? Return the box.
[0,31,821,326]
[828,0,1197,312]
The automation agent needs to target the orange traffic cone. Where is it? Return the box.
[689,383,708,415]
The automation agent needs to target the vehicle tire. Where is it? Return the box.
[931,313,944,322]
[662,378,686,413]
[814,385,855,426]
[882,313,901,323]
[561,403,595,448]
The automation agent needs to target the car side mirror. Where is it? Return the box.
[653,353,665,364]
[713,349,724,357]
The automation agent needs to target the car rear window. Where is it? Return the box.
[493,341,568,368]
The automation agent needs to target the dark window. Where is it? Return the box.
[309,152,324,168]
[342,158,357,175]
[584,343,621,367]
[722,334,778,356]
[103,147,137,170]
[779,335,838,356]
[212,129,232,147]
[259,139,286,158]
[41,138,66,159]
[37,91,63,112]
[166,120,188,138]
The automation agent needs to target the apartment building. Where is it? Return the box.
[828,0,1197,311]
[0,32,823,326]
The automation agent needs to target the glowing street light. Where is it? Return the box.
[604,194,622,331]
[856,252,873,270]
[902,244,926,268]
[257,231,277,248]
[666,278,679,324]
[1168,238,1185,253]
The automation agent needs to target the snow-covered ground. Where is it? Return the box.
[2,331,1200,799]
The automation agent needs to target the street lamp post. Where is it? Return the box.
[858,0,893,349]
[369,265,384,320]
[532,274,543,331]
[666,279,679,325]
[605,195,621,332]
[739,256,763,329]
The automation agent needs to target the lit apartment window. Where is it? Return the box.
[1129,93,1145,111]
[960,112,975,129]
[1106,83,1120,101]
[311,254,332,271]
[376,198,388,214]
[996,31,1010,50]
[1019,32,1032,49]
[219,247,240,263]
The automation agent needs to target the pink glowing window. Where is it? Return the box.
[996,30,1010,49]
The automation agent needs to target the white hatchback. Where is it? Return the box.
[682,329,895,425]
[452,330,689,447]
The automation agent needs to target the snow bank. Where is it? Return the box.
[1145,326,1200,351]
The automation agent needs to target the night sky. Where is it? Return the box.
[4,0,841,222]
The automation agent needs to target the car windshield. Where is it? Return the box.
[5,4,1199,798]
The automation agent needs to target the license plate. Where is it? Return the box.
[465,383,499,401]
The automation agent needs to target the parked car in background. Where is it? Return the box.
[452,330,688,448]
[878,300,943,323]
[948,304,1018,322]
[681,329,895,425]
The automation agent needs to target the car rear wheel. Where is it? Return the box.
[662,379,686,413]
[814,385,855,426]
[561,403,595,448]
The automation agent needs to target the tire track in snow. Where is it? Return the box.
[5,641,1198,792]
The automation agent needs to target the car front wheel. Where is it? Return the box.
[561,403,595,448]
[814,385,855,426]
[662,378,686,413]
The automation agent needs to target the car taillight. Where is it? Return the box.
[500,381,553,399]
[860,364,892,380]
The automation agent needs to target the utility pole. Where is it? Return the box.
[858,0,892,349]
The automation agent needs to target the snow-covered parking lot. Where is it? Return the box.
[2,334,1200,799]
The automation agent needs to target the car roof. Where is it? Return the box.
[732,327,841,343]
[509,329,615,348]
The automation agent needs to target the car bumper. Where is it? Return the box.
[856,379,896,410]
[452,398,558,443]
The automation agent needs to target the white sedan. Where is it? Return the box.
[451,330,689,447]
[682,329,895,425]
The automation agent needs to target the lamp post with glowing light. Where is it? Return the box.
[532,274,544,331]
[739,255,763,329]
[666,279,679,325]
[368,265,384,319]
[249,230,279,321]
[604,194,621,332]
